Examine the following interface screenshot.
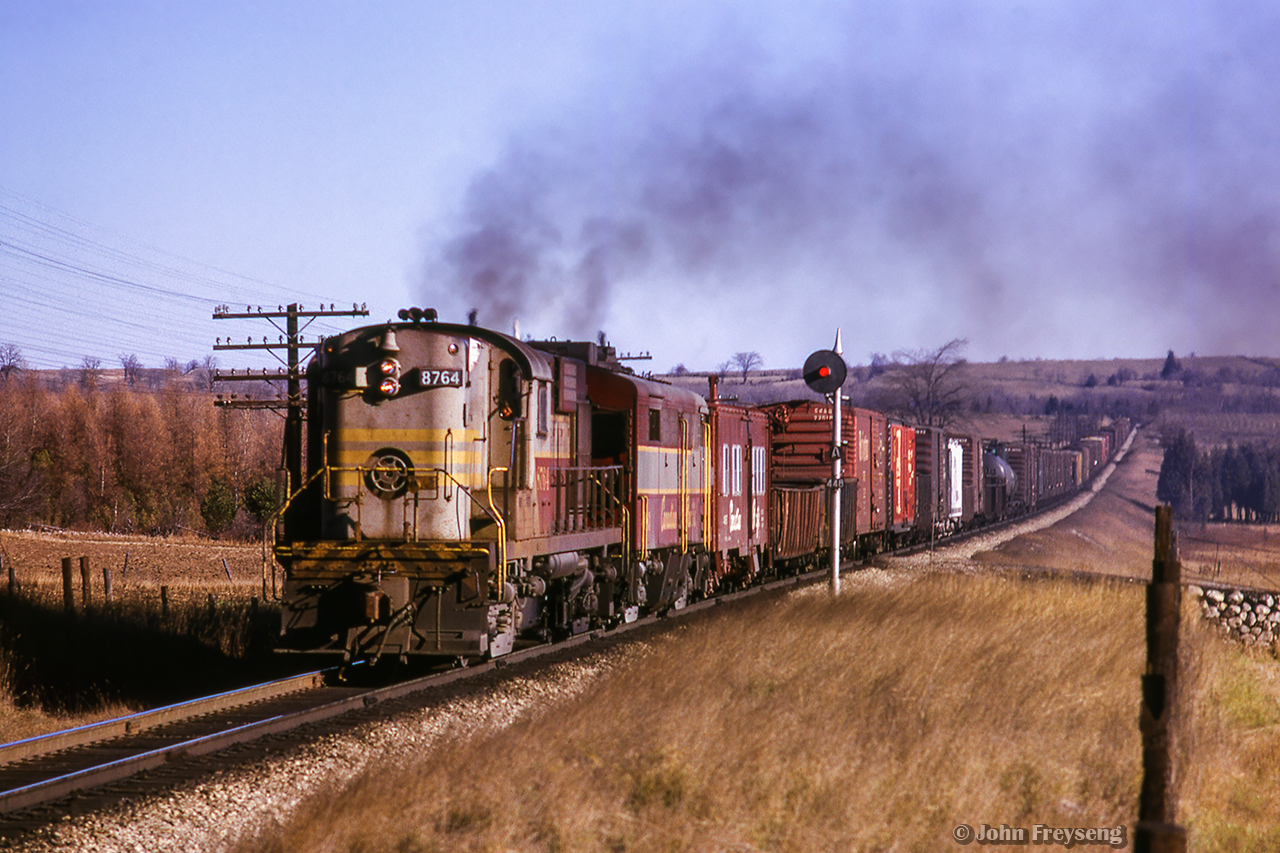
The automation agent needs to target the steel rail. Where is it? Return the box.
[0,662,487,815]
[0,670,329,770]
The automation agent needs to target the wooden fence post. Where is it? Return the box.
[103,566,114,604]
[1136,505,1187,853]
[62,557,75,614]
[161,585,170,620]
[5,555,14,596]
[80,556,91,610]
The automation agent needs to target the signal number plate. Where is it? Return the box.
[419,368,464,388]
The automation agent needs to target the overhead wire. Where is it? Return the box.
[0,186,358,371]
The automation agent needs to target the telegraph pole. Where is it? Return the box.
[212,302,368,490]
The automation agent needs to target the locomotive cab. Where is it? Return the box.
[276,317,615,661]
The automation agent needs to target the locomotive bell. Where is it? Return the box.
[379,329,400,353]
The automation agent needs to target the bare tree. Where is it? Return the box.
[197,353,219,391]
[120,353,143,387]
[732,351,763,382]
[886,338,970,427]
[79,356,102,391]
[0,343,24,379]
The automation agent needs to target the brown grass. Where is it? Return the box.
[234,425,1280,853]
[0,532,283,744]
[242,575,1158,852]
[1179,618,1280,850]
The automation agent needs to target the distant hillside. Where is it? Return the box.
[656,354,1280,447]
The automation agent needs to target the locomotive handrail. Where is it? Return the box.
[547,465,626,533]
[262,464,329,599]
[703,420,712,540]
[485,467,510,590]
[585,469,631,567]
[679,417,689,554]
[638,495,648,558]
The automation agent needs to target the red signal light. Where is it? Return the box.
[802,349,847,394]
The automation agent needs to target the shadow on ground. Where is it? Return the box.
[0,593,307,713]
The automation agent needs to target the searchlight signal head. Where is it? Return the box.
[803,349,847,395]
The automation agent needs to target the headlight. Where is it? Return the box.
[373,358,401,397]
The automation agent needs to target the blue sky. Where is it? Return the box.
[3,0,1278,373]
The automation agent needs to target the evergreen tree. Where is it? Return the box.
[1156,429,1196,517]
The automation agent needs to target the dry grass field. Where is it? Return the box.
[0,530,276,744]
[232,431,1280,853]
[235,577,1280,853]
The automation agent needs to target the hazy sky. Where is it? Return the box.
[2,0,1277,373]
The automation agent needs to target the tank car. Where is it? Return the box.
[274,311,709,663]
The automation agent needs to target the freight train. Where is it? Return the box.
[271,311,1131,663]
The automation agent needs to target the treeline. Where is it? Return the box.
[0,372,281,536]
[1157,429,1280,523]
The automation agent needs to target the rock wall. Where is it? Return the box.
[1192,584,1280,647]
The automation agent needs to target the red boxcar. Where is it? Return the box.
[889,422,917,539]
[707,390,771,587]
[914,426,944,537]
[847,407,888,551]
[1000,441,1038,512]
[762,400,858,562]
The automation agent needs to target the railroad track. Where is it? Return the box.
[0,571,814,834]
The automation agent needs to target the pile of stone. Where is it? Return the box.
[1194,585,1280,647]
